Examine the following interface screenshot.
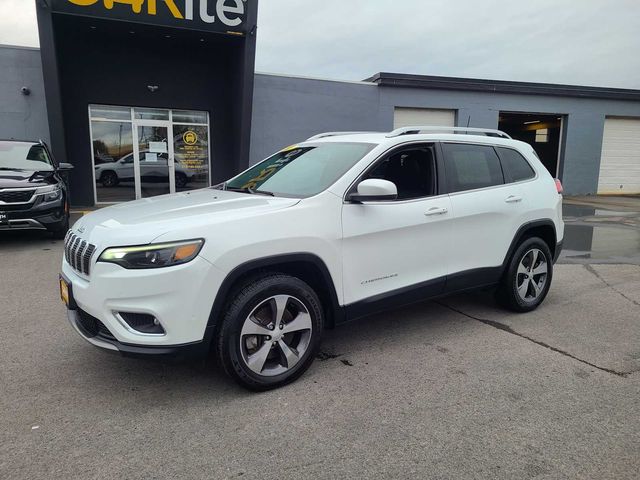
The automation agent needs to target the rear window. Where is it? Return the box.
[497,147,535,182]
[442,143,504,193]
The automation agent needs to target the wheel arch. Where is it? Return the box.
[206,253,343,340]
[501,219,557,275]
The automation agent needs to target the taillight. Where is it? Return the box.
[554,178,563,194]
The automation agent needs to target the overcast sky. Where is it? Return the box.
[2,0,639,88]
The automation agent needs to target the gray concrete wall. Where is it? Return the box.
[378,87,640,195]
[250,74,640,195]
[249,73,383,164]
[0,45,49,143]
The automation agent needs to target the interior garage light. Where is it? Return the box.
[524,120,540,125]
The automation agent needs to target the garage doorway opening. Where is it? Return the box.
[498,112,564,177]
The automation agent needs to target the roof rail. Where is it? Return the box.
[386,126,512,139]
[306,131,381,141]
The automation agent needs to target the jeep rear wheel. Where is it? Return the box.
[498,236,553,312]
[216,273,323,391]
[175,172,188,189]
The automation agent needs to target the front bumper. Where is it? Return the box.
[67,308,209,358]
[0,197,66,231]
[62,254,225,351]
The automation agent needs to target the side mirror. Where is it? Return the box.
[348,179,397,203]
[57,162,74,171]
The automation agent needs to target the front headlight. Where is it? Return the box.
[36,185,62,202]
[98,239,204,269]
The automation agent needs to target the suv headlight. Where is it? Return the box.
[36,185,62,202]
[98,239,204,269]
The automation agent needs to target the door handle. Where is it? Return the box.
[424,207,448,216]
[505,195,523,203]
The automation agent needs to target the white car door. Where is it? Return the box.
[118,154,135,182]
[342,143,453,316]
[442,142,529,286]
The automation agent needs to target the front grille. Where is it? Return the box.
[77,309,116,342]
[0,196,42,211]
[0,189,35,204]
[64,231,97,276]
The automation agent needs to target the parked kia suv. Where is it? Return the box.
[60,127,564,390]
[1,139,72,238]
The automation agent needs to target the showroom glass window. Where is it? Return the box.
[89,106,211,203]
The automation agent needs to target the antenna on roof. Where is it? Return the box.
[466,115,471,128]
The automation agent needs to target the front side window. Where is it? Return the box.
[442,143,504,193]
[363,145,436,199]
[497,147,535,182]
[225,142,375,198]
[0,141,54,172]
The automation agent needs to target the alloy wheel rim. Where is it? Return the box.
[103,174,115,186]
[239,295,313,377]
[515,248,548,302]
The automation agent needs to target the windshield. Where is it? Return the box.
[0,141,54,171]
[225,142,375,198]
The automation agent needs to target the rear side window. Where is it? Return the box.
[497,147,535,182]
[442,143,504,193]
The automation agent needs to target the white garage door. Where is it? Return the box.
[394,107,456,129]
[598,117,640,194]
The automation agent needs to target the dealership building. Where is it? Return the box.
[1,0,640,206]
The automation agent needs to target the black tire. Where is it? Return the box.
[497,236,553,312]
[100,171,119,187]
[175,172,188,189]
[216,273,324,391]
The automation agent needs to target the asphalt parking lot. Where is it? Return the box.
[1,197,639,479]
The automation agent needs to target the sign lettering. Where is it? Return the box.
[53,0,247,33]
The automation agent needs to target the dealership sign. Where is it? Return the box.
[51,0,247,34]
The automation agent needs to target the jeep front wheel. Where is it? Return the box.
[216,273,324,390]
[100,171,119,187]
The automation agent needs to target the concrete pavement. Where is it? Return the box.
[1,201,639,479]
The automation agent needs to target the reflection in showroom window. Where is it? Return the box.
[92,121,136,203]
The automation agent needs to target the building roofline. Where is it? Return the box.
[256,71,376,86]
[365,72,640,101]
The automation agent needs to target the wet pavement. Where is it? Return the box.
[561,196,640,265]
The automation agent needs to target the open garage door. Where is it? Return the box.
[394,108,455,129]
[498,112,563,177]
[598,117,640,194]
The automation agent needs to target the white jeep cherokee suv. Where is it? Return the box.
[60,126,564,390]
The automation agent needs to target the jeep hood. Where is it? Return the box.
[72,189,300,245]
